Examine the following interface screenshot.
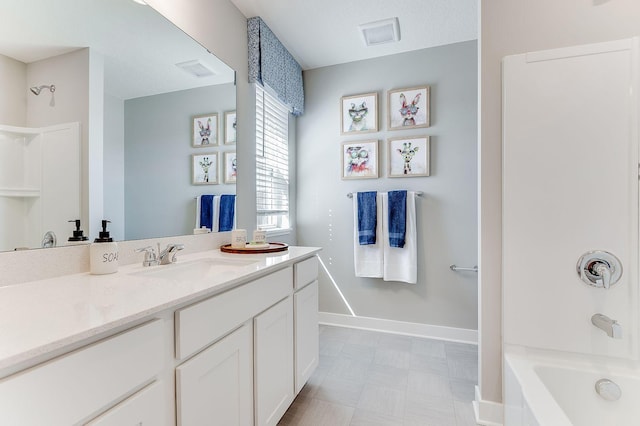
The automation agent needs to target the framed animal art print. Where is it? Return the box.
[340,92,378,135]
[224,111,237,144]
[341,140,378,180]
[388,136,430,177]
[387,86,430,130]
[192,153,218,184]
[192,113,218,147]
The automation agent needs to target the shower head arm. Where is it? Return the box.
[30,84,56,95]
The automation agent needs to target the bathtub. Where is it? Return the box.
[504,348,640,425]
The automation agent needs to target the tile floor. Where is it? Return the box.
[279,325,479,426]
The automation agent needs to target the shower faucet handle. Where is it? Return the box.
[576,251,622,289]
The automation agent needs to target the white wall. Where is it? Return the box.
[297,41,478,330]
[0,54,26,126]
[479,0,640,407]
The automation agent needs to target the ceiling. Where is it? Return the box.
[0,0,235,100]
[230,0,478,70]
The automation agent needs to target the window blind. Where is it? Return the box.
[256,85,290,231]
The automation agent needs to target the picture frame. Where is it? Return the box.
[224,111,237,144]
[341,140,379,180]
[340,92,378,135]
[192,153,218,184]
[388,136,430,177]
[387,86,430,130]
[192,113,218,147]
[223,151,237,184]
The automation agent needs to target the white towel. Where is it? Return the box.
[195,196,202,228]
[212,196,221,232]
[383,191,417,284]
[353,193,383,278]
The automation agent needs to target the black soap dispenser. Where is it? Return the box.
[90,220,119,274]
[67,219,89,245]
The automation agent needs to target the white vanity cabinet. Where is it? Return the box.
[293,256,319,394]
[0,320,164,426]
[174,256,319,426]
[174,265,296,426]
[176,323,253,426]
[0,249,321,426]
[254,296,295,426]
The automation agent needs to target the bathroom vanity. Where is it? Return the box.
[0,246,320,426]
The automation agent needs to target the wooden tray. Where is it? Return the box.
[220,242,289,254]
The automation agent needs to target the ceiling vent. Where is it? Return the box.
[358,17,401,47]
[175,60,216,78]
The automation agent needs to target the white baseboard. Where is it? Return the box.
[473,385,503,426]
[318,312,478,344]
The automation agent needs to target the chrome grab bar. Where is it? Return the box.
[450,265,478,273]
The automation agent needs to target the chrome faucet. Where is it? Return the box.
[591,313,622,339]
[41,231,57,248]
[135,246,158,267]
[159,243,185,265]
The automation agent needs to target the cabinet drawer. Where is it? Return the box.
[0,320,164,426]
[294,256,318,290]
[175,267,292,360]
[86,381,164,426]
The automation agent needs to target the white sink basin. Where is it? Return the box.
[131,257,259,281]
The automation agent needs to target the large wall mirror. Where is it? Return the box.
[0,0,236,252]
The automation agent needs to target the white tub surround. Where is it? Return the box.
[505,347,640,426]
[0,245,320,425]
[502,37,639,425]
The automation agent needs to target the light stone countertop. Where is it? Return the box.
[0,246,320,374]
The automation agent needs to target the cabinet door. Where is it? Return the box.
[85,381,163,426]
[294,280,319,394]
[176,323,253,426]
[254,296,294,426]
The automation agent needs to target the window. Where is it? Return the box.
[256,85,290,232]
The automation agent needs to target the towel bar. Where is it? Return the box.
[347,191,423,198]
[450,265,478,272]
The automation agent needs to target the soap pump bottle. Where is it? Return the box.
[90,220,119,275]
[67,219,89,245]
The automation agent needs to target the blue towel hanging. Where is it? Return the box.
[388,190,407,248]
[200,195,215,230]
[357,191,377,245]
[219,194,236,232]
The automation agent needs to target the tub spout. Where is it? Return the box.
[591,313,622,339]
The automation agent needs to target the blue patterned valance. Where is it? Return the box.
[248,16,304,116]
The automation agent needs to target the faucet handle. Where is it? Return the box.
[577,251,622,289]
[135,246,158,267]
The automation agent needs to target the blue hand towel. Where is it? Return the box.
[357,191,377,245]
[200,195,215,230]
[388,190,407,248]
[219,194,236,232]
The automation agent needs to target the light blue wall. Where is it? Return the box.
[297,41,478,329]
[124,83,236,240]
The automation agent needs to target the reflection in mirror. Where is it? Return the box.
[0,0,236,252]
